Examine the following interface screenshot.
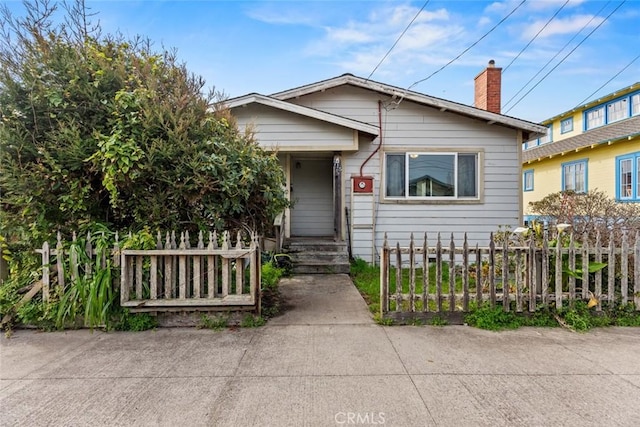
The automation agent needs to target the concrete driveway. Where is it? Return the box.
[1,274,639,426]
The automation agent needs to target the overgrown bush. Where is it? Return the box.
[528,190,640,245]
[0,1,289,330]
[0,0,288,249]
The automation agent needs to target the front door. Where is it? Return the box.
[290,158,334,237]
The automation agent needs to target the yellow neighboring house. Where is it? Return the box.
[522,82,640,223]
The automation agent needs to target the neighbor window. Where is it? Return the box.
[523,170,534,191]
[560,117,573,134]
[632,94,640,116]
[385,152,478,199]
[607,98,627,123]
[586,106,604,130]
[539,125,553,144]
[616,152,640,201]
[562,160,587,193]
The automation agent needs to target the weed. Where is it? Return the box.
[429,315,448,326]
[464,305,522,331]
[197,314,228,330]
[261,263,284,290]
[374,313,393,326]
[240,314,265,328]
[114,310,157,331]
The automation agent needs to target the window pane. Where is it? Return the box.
[563,164,574,190]
[637,157,640,198]
[385,154,405,197]
[524,171,533,191]
[608,99,627,123]
[561,118,573,133]
[458,154,477,197]
[575,163,585,192]
[620,159,632,198]
[408,154,454,197]
[587,107,604,129]
[632,94,640,116]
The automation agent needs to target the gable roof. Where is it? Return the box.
[523,115,640,163]
[270,73,547,139]
[540,82,640,125]
[224,93,379,136]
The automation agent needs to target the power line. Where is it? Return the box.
[366,0,430,81]
[505,1,626,114]
[502,1,612,111]
[502,0,570,75]
[573,53,640,107]
[407,0,526,91]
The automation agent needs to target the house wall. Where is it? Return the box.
[523,141,638,215]
[231,103,358,151]
[288,86,523,262]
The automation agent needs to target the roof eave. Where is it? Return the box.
[224,93,380,136]
[272,74,546,137]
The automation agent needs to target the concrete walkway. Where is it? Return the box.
[1,274,640,426]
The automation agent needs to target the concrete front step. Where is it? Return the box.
[285,239,350,274]
[293,262,350,275]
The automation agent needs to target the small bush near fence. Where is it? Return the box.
[0,227,275,332]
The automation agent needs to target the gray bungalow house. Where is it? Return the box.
[225,64,546,266]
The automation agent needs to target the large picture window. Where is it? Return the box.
[385,152,478,199]
[562,160,587,193]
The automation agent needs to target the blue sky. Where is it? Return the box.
[6,0,640,122]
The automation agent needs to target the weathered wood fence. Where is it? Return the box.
[37,229,261,314]
[380,231,640,321]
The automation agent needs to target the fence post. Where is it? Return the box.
[449,234,455,312]
[56,232,65,291]
[475,243,481,306]
[395,242,402,312]
[634,232,640,311]
[502,235,509,311]
[568,233,576,306]
[555,231,563,310]
[608,231,615,305]
[462,233,469,312]
[380,233,389,316]
[422,233,429,313]
[409,234,415,313]
[42,241,50,302]
[581,233,589,300]
[595,232,603,311]
[436,234,442,312]
[488,233,496,307]
[621,231,629,306]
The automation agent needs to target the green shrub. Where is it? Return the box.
[114,311,158,331]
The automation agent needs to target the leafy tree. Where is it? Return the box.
[0,0,288,250]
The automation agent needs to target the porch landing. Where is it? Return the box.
[284,238,350,274]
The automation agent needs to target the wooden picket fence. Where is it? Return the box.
[37,229,261,314]
[380,231,640,322]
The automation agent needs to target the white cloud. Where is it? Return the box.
[522,14,604,38]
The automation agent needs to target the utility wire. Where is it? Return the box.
[407,0,526,91]
[505,1,626,114]
[502,1,611,111]
[573,53,640,107]
[366,0,430,81]
[502,0,570,74]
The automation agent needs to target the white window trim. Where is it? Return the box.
[383,150,481,201]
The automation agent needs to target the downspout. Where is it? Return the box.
[359,100,384,176]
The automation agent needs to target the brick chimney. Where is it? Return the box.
[474,60,502,114]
